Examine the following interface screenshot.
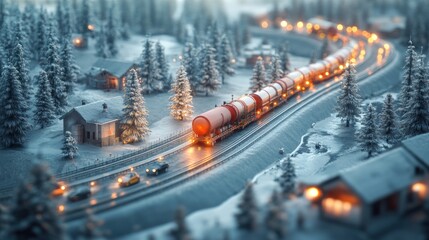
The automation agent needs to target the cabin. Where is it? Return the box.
[86,59,138,90]
[60,97,123,147]
[301,133,429,235]
[243,40,276,67]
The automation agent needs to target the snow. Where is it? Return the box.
[70,96,123,124]
[402,134,429,166]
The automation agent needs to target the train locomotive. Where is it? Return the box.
[192,21,360,146]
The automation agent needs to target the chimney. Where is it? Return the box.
[81,100,86,105]
[102,103,108,112]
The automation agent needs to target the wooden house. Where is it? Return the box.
[60,97,123,147]
[86,59,138,90]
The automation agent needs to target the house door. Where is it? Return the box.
[108,78,118,89]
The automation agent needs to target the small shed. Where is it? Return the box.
[86,59,138,90]
[61,97,124,147]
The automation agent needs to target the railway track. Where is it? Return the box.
[62,37,396,221]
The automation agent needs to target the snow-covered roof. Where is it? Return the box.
[402,133,429,169]
[70,97,123,124]
[338,148,422,203]
[89,59,137,78]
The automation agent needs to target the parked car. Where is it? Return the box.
[67,186,91,202]
[117,172,140,187]
[52,181,67,197]
[146,162,169,176]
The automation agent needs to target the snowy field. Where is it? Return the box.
[125,92,424,240]
[0,34,310,188]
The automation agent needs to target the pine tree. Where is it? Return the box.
[336,64,361,127]
[34,70,56,129]
[62,0,73,41]
[309,51,318,64]
[106,6,118,57]
[120,0,131,40]
[0,65,30,147]
[140,38,162,93]
[358,104,380,158]
[278,43,291,73]
[10,43,31,104]
[277,156,296,197]
[249,59,267,93]
[44,25,67,115]
[198,44,221,96]
[319,38,330,59]
[10,163,63,240]
[155,41,170,90]
[170,65,194,121]
[401,54,429,138]
[399,40,419,123]
[183,42,199,95]
[219,35,235,84]
[56,0,65,37]
[96,25,108,59]
[61,40,80,95]
[235,182,258,231]
[264,190,286,240]
[12,19,30,60]
[379,94,397,143]
[22,4,38,60]
[36,8,48,61]
[0,21,11,63]
[269,55,284,82]
[170,206,192,240]
[62,131,79,159]
[121,69,150,144]
[80,0,90,48]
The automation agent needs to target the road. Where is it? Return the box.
[63,30,401,238]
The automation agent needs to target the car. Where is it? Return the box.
[117,172,140,187]
[67,186,91,202]
[52,181,67,197]
[145,162,169,176]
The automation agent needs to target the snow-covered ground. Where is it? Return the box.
[125,91,421,240]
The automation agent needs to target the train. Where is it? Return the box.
[192,20,360,146]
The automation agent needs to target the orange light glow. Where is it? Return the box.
[314,24,320,30]
[90,181,96,187]
[384,43,390,50]
[297,21,304,28]
[87,24,95,31]
[296,86,301,91]
[304,187,321,201]
[339,65,344,70]
[346,27,352,33]
[306,23,313,29]
[319,74,323,79]
[90,199,97,205]
[337,24,344,31]
[371,33,378,41]
[280,20,288,28]
[305,81,310,85]
[351,26,358,33]
[261,20,269,29]
[325,71,329,76]
[412,182,427,198]
[58,205,65,213]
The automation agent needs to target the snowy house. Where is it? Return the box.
[302,134,429,235]
[60,97,123,147]
[86,59,138,90]
[243,42,276,66]
[368,15,405,38]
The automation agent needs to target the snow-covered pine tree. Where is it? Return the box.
[155,41,170,90]
[61,39,80,95]
[96,24,108,59]
[119,0,131,40]
[0,204,10,239]
[36,8,48,61]
[56,0,64,37]
[34,70,56,129]
[170,64,193,121]
[219,35,235,84]
[264,190,286,239]
[401,54,429,138]
[319,38,330,59]
[0,65,30,147]
[170,206,192,240]
[277,155,296,198]
[358,104,380,158]
[399,40,419,121]
[198,43,221,96]
[10,43,31,105]
[62,0,73,41]
[336,64,361,127]
[0,21,11,62]
[44,24,67,115]
[183,41,199,95]
[80,0,90,48]
[269,55,284,82]
[12,19,30,60]
[278,43,291,73]
[309,51,318,64]
[22,4,38,60]
[379,94,397,144]
[249,59,267,93]
[235,181,258,231]
[62,131,78,160]
[106,6,118,57]
[140,38,162,93]
[10,163,63,240]
[121,69,150,144]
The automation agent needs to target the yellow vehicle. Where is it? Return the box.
[117,172,140,187]
[52,181,67,197]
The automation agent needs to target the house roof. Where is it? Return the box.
[89,59,137,78]
[401,133,429,169]
[338,148,423,203]
[68,97,123,124]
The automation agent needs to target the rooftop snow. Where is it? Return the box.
[401,133,429,168]
[339,148,422,203]
[90,59,136,78]
[72,96,123,124]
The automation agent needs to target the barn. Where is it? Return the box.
[60,97,123,147]
[86,59,138,90]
